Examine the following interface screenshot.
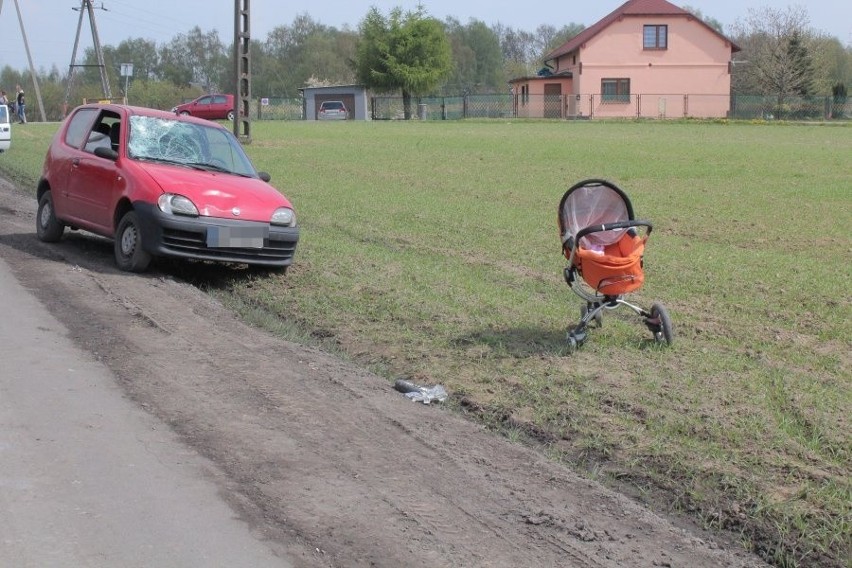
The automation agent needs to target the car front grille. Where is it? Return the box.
[162,227,297,262]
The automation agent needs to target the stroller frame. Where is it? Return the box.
[558,179,673,349]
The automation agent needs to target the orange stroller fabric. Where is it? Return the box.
[572,232,646,295]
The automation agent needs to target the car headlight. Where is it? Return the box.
[158,193,199,216]
[271,207,295,227]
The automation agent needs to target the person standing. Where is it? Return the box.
[0,91,8,115]
[1,90,14,118]
[15,85,25,124]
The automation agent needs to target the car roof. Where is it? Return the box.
[73,103,225,127]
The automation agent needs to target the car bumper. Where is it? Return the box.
[134,202,299,267]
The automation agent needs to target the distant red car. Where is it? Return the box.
[172,93,235,121]
[36,103,299,272]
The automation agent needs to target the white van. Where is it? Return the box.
[0,104,10,152]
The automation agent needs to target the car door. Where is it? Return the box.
[210,95,228,119]
[193,95,214,119]
[63,115,123,235]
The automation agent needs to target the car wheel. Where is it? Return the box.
[227,110,235,121]
[36,191,65,242]
[114,211,151,272]
[179,111,190,116]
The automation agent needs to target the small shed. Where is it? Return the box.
[301,85,370,121]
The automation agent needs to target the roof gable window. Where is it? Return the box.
[643,24,667,49]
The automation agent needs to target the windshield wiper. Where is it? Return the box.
[133,155,184,166]
[183,161,232,173]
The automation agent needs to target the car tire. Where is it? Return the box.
[114,211,151,272]
[36,191,65,242]
[227,110,235,121]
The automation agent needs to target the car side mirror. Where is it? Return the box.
[258,171,271,182]
[94,146,118,161]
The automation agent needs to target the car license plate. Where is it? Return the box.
[207,226,268,248]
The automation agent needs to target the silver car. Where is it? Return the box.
[318,101,348,120]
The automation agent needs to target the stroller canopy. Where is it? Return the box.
[559,179,634,249]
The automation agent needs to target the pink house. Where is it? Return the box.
[510,0,740,119]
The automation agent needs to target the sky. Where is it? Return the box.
[0,0,849,75]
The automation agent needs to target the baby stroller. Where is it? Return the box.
[558,179,673,349]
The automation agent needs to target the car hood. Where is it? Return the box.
[138,162,293,222]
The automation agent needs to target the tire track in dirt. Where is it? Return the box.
[0,178,768,568]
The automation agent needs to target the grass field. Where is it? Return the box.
[3,118,850,567]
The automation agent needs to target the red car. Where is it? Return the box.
[172,93,235,121]
[36,103,299,272]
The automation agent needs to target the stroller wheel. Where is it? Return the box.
[566,335,578,352]
[581,303,603,327]
[648,303,674,346]
[566,328,587,351]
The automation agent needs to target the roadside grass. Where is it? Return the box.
[3,118,850,567]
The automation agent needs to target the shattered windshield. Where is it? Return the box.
[127,115,256,177]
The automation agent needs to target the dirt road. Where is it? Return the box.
[0,178,768,567]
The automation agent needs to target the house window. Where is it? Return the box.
[643,25,667,49]
[601,78,630,103]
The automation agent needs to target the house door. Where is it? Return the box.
[544,84,562,118]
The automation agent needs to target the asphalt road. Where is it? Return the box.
[0,256,292,567]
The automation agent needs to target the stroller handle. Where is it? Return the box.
[573,219,653,244]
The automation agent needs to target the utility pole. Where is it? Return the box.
[234,0,251,143]
[64,0,112,113]
[0,0,47,121]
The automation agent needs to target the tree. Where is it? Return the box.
[108,39,159,82]
[810,36,852,95]
[681,5,725,34]
[786,31,814,96]
[730,5,818,104]
[254,14,356,97]
[355,6,452,118]
[494,24,538,79]
[535,24,585,61]
[444,18,504,93]
[158,27,227,91]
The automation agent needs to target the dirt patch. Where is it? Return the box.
[0,178,768,567]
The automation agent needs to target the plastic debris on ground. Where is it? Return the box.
[394,379,448,404]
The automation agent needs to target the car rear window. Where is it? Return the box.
[321,102,344,110]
